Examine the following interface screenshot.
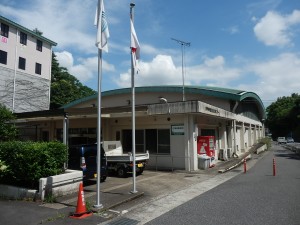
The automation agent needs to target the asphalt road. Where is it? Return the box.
[145,145,300,225]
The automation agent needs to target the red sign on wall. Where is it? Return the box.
[1,36,7,43]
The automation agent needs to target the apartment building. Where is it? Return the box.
[0,16,57,113]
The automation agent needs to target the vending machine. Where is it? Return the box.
[197,136,215,157]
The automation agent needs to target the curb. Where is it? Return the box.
[92,192,144,212]
[218,154,252,173]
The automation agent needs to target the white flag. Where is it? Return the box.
[95,0,109,52]
[130,18,140,67]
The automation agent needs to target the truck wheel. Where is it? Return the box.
[137,168,144,175]
[100,176,107,182]
[117,167,127,178]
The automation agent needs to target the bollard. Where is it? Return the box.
[244,158,247,173]
[273,158,276,176]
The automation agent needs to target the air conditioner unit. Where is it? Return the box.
[219,149,228,161]
[227,148,232,158]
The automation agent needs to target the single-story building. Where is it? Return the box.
[14,85,266,171]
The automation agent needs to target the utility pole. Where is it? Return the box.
[171,38,190,101]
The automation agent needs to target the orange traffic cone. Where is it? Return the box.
[69,182,93,219]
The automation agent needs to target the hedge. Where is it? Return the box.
[0,141,67,189]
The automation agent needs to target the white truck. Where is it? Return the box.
[102,141,150,177]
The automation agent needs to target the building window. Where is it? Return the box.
[1,23,9,38]
[122,129,145,153]
[18,57,26,70]
[121,128,171,154]
[20,32,27,45]
[157,129,171,154]
[36,39,42,51]
[145,129,157,154]
[0,50,7,65]
[35,63,42,75]
[146,129,170,154]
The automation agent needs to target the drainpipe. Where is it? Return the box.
[12,29,19,112]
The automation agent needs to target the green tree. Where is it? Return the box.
[50,53,96,109]
[0,104,17,141]
[266,93,300,140]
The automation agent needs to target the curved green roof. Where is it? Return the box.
[62,85,266,119]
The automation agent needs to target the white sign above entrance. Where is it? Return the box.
[171,124,184,135]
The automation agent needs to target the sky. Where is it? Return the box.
[1,0,300,107]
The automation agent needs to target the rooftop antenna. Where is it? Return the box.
[171,38,190,101]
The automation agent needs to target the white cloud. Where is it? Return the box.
[254,10,300,47]
[55,51,74,69]
[187,56,241,87]
[241,53,300,103]
[114,55,241,88]
[229,26,239,34]
[55,51,115,83]
[115,52,300,106]
[114,55,179,87]
[223,26,239,34]
[0,0,106,54]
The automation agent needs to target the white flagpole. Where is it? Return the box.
[130,2,137,194]
[95,48,103,208]
[94,0,106,208]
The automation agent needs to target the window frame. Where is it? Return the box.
[122,128,171,154]
[20,32,27,45]
[157,129,171,154]
[18,57,26,70]
[1,23,9,38]
[35,62,42,75]
[0,50,8,65]
[36,39,43,51]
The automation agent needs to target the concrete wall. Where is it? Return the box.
[0,170,82,201]
[0,66,50,112]
[39,169,82,201]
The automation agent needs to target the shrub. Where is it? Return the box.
[259,137,272,150]
[0,159,8,178]
[0,104,17,141]
[0,141,67,189]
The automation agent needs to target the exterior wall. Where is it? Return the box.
[0,21,53,80]
[73,92,232,112]
[0,66,50,112]
[0,18,53,112]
